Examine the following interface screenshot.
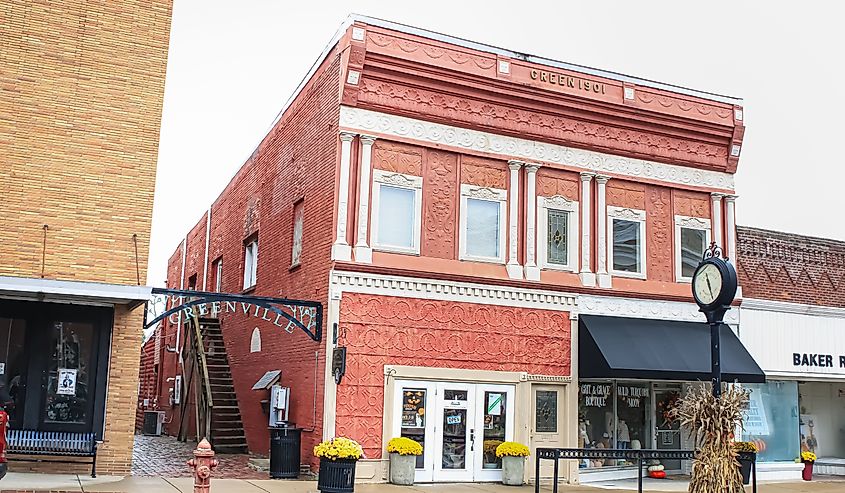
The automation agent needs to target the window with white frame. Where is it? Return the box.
[214,258,223,292]
[675,215,711,281]
[291,200,304,267]
[371,169,423,254]
[242,238,258,290]
[459,185,507,263]
[537,195,579,271]
[607,206,647,278]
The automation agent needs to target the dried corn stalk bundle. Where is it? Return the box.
[671,385,749,493]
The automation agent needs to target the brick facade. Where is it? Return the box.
[737,226,845,307]
[0,0,172,476]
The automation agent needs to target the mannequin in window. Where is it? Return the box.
[616,419,631,449]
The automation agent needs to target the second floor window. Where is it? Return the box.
[214,258,223,292]
[460,185,507,263]
[537,195,579,272]
[243,239,258,290]
[675,215,710,281]
[608,206,646,278]
[371,169,422,254]
[291,200,304,267]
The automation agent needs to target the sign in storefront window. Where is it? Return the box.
[742,381,799,462]
[400,388,427,468]
[482,391,507,469]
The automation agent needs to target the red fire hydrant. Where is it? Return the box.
[186,438,218,493]
[0,410,8,479]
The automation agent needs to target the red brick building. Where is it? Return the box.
[142,15,759,484]
[735,227,845,480]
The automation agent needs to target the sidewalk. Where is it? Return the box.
[0,473,844,493]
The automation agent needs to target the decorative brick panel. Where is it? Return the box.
[737,226,845,308]
[335,293,571,458]
[421,150,458,259]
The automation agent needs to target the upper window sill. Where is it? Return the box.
[373,245,420,256]
[611,270,646,280]
[460,255,506,265]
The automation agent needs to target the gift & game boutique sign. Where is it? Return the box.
[144,288,323,341]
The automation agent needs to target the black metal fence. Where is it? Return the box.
[535,448,757,493]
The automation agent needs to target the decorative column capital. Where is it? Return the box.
[724,194,738,203]
[339,131,357,142]
[525,163,542,173]
[359,134,377,146]
[595,175,610,184]
[710,192,725,200]
[580,171,596,182]
[507,160,525,171]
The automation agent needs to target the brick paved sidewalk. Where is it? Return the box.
[131,434,266,479]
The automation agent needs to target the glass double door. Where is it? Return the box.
[394,380,515,482]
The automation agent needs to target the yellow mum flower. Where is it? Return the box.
[387,437,423,456]
[313,437,363,460]
[496,441,530,458]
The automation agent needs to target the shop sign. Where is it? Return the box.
[617,385,649,408]
[580,383,611,407]
[792,353,845,368]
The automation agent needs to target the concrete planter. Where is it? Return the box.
[389,452,416,485]
[502,456,526,486]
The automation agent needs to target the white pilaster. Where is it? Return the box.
[524,164,541,281]
[579,172,596,287]
[725,195,737,262]
[595,175,611,288]
[332,132,356,261]
[506,160,524,279]
[354,135,376,263]
[711,192,724,249]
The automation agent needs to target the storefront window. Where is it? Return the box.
[0,317,27,427]
[742,381,799,462]
[43,321,95,425]
[616,383,651,451]
[579,381,654,469]
[579,381,614,468]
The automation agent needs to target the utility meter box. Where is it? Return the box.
[269,385,290,426]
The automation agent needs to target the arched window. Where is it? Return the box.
[250,327,261,353]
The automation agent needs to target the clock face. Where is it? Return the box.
[693,263,723,306]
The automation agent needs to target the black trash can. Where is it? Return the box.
[269,426,302,479]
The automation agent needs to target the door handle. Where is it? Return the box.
[469,429,475,452]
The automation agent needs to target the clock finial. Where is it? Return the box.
[703,242,727,262]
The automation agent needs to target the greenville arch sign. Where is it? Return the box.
[145,287,323,341]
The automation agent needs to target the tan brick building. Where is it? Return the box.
[0,0,173,475]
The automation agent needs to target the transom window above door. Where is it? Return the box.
[674,215,711,282]
[607,206,647,279]
[371,169,423,255]
[537,195,579,272]
[459,185,507,264]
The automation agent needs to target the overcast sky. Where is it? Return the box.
[148,0,845,286]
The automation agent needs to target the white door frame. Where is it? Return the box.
[392,380,436,483]
[433,382,476,482]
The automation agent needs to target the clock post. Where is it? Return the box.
[691,243,738,399]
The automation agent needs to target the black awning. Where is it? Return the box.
[579,314,765,383]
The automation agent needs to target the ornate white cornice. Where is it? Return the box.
[675,215,710,230]
[340,106,736,191]
[460,184,507,201]
[607,206,646,221]
[372,169,423,189]
[541,194,577,212]
[330,270,577,311]
[577,294,740,325]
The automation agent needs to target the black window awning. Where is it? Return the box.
[579,314,765,383]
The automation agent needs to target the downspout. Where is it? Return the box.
[177,236,187,358]
[202,207,211,291]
